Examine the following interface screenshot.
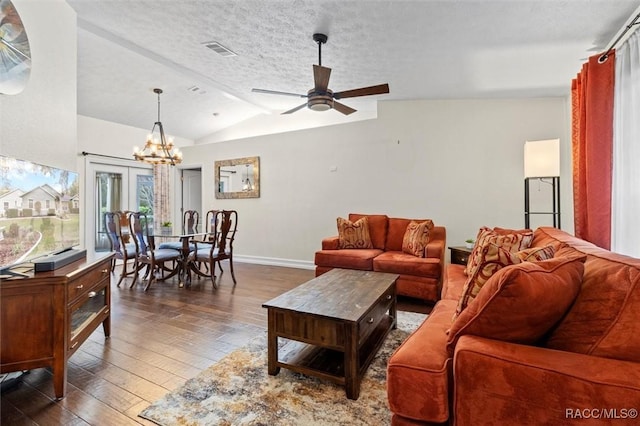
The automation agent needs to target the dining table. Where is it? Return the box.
[155,230,210,287]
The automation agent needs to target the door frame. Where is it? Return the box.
[173,162,204,232]
[83,155,152,253]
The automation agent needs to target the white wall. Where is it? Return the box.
[184,97,572,268]
[0,0,77,171]
[77,115,193,159]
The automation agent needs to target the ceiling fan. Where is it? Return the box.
[252,33,389,115]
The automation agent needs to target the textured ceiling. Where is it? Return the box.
[67,0,640,141]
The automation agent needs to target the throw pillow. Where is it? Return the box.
[402,220,432,257]
[337,216,374,249]
[455,243,523,317]
[516,244,556,262]
[464,226,534,275]
[446,255,586,354]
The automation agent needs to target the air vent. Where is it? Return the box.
[202,41,237,57]
[187,85,207,95]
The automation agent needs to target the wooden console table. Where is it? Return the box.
[0,252,113,399]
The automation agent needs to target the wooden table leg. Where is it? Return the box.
[267,309,280,375]
[52,356,67,399]
[390,287,398,330]
[344,323,360,400]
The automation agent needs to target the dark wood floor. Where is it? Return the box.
[0,262,432,425]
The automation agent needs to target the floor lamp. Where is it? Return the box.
[524,139,561,229]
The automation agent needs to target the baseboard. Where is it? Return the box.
[233,255,315,270]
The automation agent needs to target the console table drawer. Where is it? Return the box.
[67,262,110,302]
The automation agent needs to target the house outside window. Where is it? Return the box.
[45,200,51,209]
[29,199,33,208]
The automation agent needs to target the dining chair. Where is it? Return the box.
[188,209,237,288]
[129,211,182,291]
[104,211,138,287]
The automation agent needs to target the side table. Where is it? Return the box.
[449,246,472,265]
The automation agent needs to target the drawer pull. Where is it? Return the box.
[71,341,78,349]
[88,291,97,298]
[367,317,374,324]
[386,294,392,300]
[101,269,108,274]
[76,284,84,290]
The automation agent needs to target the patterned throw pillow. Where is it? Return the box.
[337,216,374,249]
[464,227,534,275]
[455,243,523,318]
[402,220,433,257]
[516,244,556,262]
[455,243,556,318]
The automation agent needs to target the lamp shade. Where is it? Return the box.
[524,139,560,178]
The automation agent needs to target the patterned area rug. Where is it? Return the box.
[139,311,426,426]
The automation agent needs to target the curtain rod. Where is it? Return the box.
[598,12,640,63]
[81,151,136,162]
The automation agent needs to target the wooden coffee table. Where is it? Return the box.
[262,268,398,400]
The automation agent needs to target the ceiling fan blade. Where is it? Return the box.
[252,88,308,98]
[333,101,356,115]
[333,83,390,100]
[313,65,331,92]
[282,103,308,114]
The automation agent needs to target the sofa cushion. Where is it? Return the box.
[455,243,524,317]
[465,226,534,275]
[442,264,466,301]
[386,217,433,252]
[387,299,458,423]
[314,248,383,271]
[543,238,640,363]
[348,213,388,249]
[337,216,373,249]
[446,255,585,354]
[402,220,433,257]
[396,275,441,302]
[373,251,441,278]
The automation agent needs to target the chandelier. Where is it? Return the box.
[133,88,182,165]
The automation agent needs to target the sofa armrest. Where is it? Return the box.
[425,238,444,259]
[321,236,340,250]
[453,335,640,425]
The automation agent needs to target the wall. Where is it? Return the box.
[187,97,572,268]
[0,0,77,171]
[77,115,193,159]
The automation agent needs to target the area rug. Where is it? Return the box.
[139,311,426,426]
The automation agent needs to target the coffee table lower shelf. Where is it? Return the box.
[270,315,395,398]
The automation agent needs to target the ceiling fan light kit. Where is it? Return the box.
[307,89,333,111]
[252,33,389,115]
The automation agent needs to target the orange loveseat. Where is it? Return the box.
[387,227,640,425]
[314,213,446,302]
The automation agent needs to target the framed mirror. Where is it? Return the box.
[215,156,260,199]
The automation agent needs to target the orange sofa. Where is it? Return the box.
[314,213,446,302]
[387,227,640,425]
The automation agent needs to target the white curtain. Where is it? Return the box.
[612,31,640,257]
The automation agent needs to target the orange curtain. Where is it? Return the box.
[571,53,615,249]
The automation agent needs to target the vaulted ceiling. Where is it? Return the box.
[67,0,640,141]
